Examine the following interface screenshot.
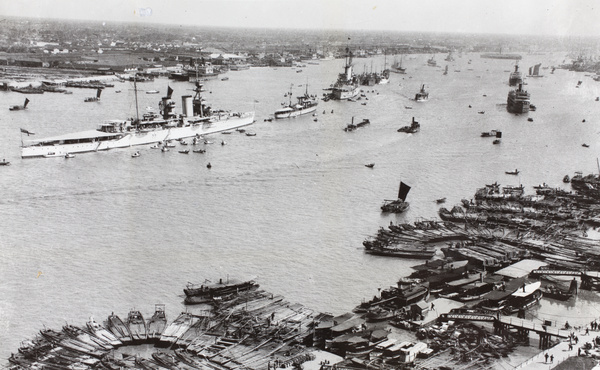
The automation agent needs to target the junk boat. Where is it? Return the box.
[85,317,122,346]
[502,281,542,315]
[505,169,520,175]
[21,81,254,158]
[12,86,44,94]
[159,312,195,346]
[184,277,258,304]
[381,181,411,213]
[508,64,523,86]
[344,117,370,132]
[329,48,360,100]
[397,117,420,133]
[106,313,133,343]
[507,84,530,113]
[527,63,543,78]
[9,98,29,111]
[274,84,318,119]
[414,85,429,102]
[126,309,148,342]
[147,304,167,341]
[84,88,102,102]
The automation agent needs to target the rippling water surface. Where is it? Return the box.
[1,53,599,360]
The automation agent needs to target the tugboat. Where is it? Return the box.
[508,64,523,86]
[415,84,429,102]
[344,117,370,132]
[507,84,530,113]
[329,48,360,100]
[397,117,420,133]
[274,84,318,119]
[381,181,411,213]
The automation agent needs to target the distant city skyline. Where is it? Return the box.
[1,0,599,37]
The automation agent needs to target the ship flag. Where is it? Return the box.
[398,182,411,201]
[20,128,34,136]
[24,98,29,108]
[167,86,173,99]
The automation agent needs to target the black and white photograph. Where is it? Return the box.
[1,0,600,368]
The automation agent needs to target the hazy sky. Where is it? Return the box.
[1,0,599,36]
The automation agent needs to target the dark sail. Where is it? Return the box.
[398,182,411,201]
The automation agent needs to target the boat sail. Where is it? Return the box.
[381,182,411,213]
[527,63,543,77]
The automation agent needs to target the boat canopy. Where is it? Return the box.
[511,281,541,297]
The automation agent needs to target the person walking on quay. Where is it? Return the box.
[545,353,549,363]
[550,354,554,362]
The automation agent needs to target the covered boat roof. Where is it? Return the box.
[495,259,548,279]
[511,281,541,297]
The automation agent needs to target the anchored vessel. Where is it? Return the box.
[398,117,420,133]
[507,84,530,113]
[508,65,523,86]
[21,82,254,158]
[390,54,406,74]
[184,277,258,305]
[274,84,318,119]
[330,48,360,100]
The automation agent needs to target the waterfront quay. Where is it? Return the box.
[8,173,600,370]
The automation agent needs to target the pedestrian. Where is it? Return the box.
[586,328,589,335]
[550,354,554,362]
[544,353,549,363]
[578,347,581,356]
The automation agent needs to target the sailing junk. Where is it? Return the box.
[9,98,29,111]
[527,63,543,78]
[84,88,103,102]
[381,182,411,213]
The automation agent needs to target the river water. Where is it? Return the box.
[0,52,599,361]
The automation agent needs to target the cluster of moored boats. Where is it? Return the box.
[10,278,339,370]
